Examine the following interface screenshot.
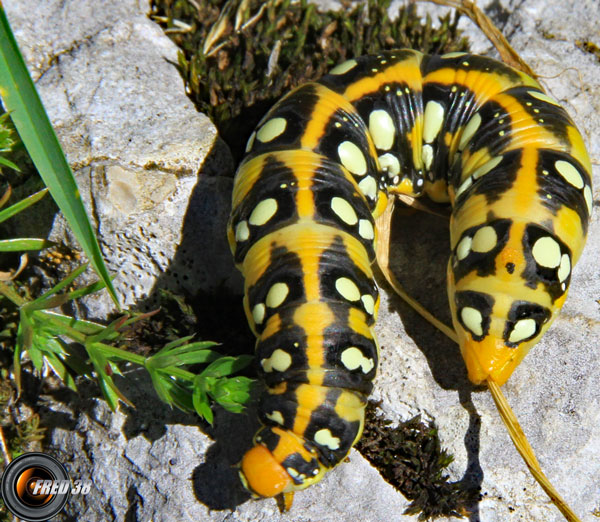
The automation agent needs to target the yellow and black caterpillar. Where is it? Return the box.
[227,50,592,504]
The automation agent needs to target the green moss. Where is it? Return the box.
[356,402,477,520]
[150,0,469,159]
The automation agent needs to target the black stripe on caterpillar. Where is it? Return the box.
[226,49,592,503]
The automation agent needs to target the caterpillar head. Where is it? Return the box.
[448,221,570,385]
[239,426,328,501]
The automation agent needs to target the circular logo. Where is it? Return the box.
[1,453,70,521]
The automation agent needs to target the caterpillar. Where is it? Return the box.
[226,49,592,512]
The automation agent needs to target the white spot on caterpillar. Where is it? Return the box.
[455,177,472,199]
[257,117,287,143]
[331,196,358,225]
[358,176,377,200]
[368,109,395,150]
[335,277,361,302]
[555,160,584,189]
[422,144,434,170]
[583,185,593,215]
[361,294,375,315]
[341,347,374,373]
[330,59,358,75]
[532,236,561,268]
[472,226,497,253]
[423,101,445,143]
[379,153,400,176]
[245,131,256,153]
[471,155,503,180]
[249,198,278,226]
[265,410,285,425]
[338,141,367,176]
[508,318,537,344]
[235,221,250,242]
[252,303,266,324]
[442,52,467,58]
[456,235,472,260]
[358,219,374,240]
[286,467,305,481]
[461,307,483,337]
[266,282,289,308]
[314,428,341,450]
[261,348,292,372]
[527,90,561,106]
[558,253,571,283]
[458,113,481,150]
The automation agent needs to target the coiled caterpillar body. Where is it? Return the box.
[227,49,592,506]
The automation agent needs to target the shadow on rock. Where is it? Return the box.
[135,137,258,511]
[192,407,257,510]
[458,389,484,522]
[384,204,474,392]
[382,203,485,516]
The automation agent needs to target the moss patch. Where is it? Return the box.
[150,0,469,159]
[356,402,477,520]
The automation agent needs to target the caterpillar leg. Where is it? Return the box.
[395,194,451,219]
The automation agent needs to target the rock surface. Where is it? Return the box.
[4,0,599,521]
[4,0,238,317]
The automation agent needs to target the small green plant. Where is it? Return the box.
[0,217,254,425]
[0,113,19,173]
[0,3,255,451]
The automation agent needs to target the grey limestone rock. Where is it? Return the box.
[3,0,599,521]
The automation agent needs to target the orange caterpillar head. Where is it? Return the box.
[447,220,572,385]
[239,426,328,500]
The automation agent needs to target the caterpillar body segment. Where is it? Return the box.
[227,49,592,503]
[229,147,382,498]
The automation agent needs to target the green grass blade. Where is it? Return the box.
[0,154,18,170]
[0,7,119,307]
[0,238,54,251]
[0,188,48,224]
